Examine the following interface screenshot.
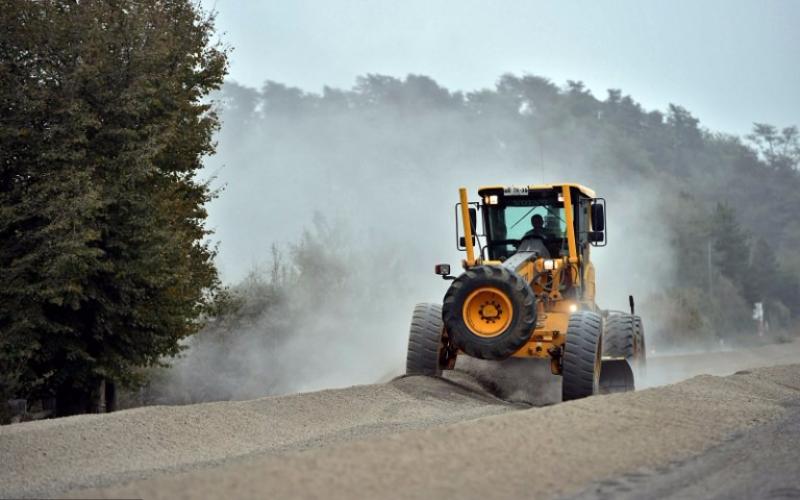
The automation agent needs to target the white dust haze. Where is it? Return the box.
[153,77,681,403]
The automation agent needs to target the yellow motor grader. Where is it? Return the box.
[405,184,645,401]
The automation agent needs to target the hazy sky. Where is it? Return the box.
[202,0,799,137]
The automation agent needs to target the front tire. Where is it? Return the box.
[442,266,536,360]
[562,311,603,401]
[406,303,452,376]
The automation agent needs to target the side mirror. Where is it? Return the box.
[454,201,480,251]
[468,207,477,234]
[591,202,605,232]
[588,231,604,243]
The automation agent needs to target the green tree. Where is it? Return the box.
[746,238,780,304]
[709,203,749,295]
[747,123,800,171]
[0,0,227,416]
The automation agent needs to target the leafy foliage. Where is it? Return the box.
[0,0,227,414]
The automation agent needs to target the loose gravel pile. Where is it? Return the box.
[0,373,517,498]
[2,341,799,499]
[73,364,800,500]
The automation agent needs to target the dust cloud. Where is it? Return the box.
[152,77,681,404]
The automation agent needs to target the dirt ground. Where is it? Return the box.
[569,402,800,499]
[2,341,799,499]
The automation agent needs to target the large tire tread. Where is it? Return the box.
[442,266,536,360]
[562,311,603,401]
[406,303,447,376]
[604,314,635,359]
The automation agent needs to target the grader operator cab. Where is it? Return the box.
[405,184,646,401]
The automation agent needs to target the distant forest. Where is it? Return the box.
[150,73,800,403]
[213,73,799,333]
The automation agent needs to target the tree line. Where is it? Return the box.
[142,73,800,405]
[210,74,800,353]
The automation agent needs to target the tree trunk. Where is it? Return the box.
[55,384,93,416]
[104,380,117,412]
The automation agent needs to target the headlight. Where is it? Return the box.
[434,264,451,276]
[543,259,556,270]
[568,303,578,313]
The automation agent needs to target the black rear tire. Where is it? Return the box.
[406,303,450,376]
[601,313,644,392]
[604,314,635,359]
[442,266,536,360]
[562,311,603,401]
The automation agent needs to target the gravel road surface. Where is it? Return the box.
[569,397,800,500]
[0,373,518,498]
[2,341,799,499]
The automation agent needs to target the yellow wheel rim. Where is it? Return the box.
[462,287,513,338]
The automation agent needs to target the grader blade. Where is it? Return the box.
[599,358,634,394]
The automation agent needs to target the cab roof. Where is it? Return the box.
[477,183,597,198]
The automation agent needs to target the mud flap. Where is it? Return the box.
[599,358,635,394]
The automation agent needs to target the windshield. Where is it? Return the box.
[485,200,567,259]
